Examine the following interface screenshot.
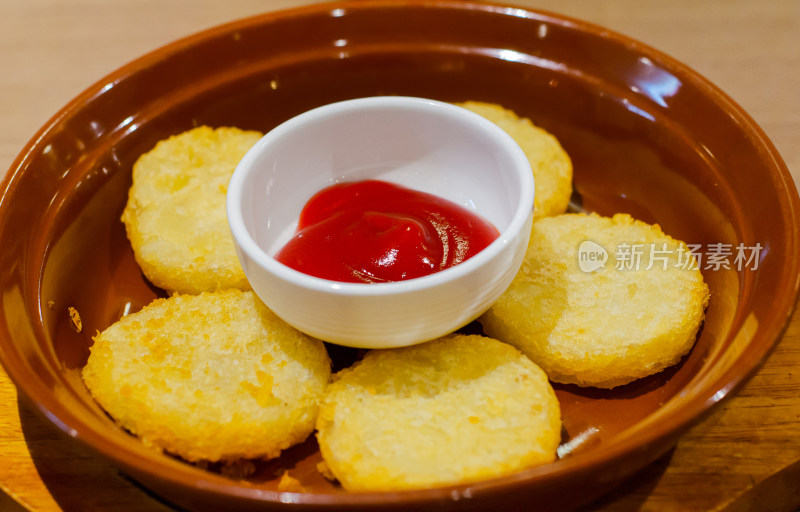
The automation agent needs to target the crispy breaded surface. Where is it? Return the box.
[121,126,262,294]
[82,290,331,463]
[456,101,573,220]
[315,334,561,491]
[480,213,710,389]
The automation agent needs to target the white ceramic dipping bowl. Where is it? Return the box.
[227,96,534,348]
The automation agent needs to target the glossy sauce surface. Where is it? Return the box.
[274,180,499,283]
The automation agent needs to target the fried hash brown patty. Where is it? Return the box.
[480,213,710,389]
[82,289,331,463]
[315,334,561,491]
[456,101,573,220]
[121,126,262,294]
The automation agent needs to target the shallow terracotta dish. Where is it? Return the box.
[0,1,798,510]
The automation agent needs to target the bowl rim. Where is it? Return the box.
[0,0,798,507]
[227,95,535,296]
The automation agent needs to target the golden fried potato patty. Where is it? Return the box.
[457,101,572,220]
[121,126,262,294]
[480,213,710,389]
[82,289,331,463]
[316,334,561,491]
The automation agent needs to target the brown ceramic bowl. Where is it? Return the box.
[1,1,798,510]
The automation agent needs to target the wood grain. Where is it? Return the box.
[1,1,798,510]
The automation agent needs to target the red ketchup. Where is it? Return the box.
[275,180,500,283]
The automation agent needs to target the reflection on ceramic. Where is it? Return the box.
[0,1,798,511]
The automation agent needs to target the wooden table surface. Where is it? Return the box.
[0,1,798,511]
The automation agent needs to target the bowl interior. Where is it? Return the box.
[232,96,531,256]
[0,1,797,510]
